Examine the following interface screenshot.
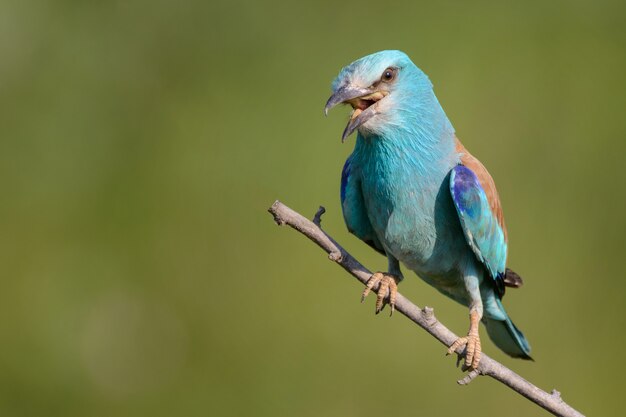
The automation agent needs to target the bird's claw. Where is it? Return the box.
[361,272,399,316]
[447,332,482,369]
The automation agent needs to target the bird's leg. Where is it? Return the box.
[447,309,482,369]
[361,256,403,316]
[447,271,483,369]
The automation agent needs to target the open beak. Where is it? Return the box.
[324,86,388,142]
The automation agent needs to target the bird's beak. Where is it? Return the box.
[324,85,388,142]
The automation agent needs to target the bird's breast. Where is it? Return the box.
[360,158,467,277]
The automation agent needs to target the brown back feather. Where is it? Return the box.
[455,137,508,242]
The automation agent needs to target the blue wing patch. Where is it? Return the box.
[450,165,507,296]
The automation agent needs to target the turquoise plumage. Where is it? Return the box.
[326,50,531,367]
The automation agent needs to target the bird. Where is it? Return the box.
[324,50,531,369]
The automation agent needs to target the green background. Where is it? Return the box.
[1,1,624,416]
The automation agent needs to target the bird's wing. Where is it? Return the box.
[341,154,385,255]
[450,163,508,296]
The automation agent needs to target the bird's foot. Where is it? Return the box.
[447,332,482,369]
[361,272,399,316]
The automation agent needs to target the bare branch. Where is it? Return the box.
[458,369,481,385]
[268,200,585,417]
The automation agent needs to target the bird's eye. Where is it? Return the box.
[381,67,396,82]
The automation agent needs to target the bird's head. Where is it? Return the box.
[325,50,431,142]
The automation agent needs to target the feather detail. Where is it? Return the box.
[504,268,523,288]
[340,153,386,256]
[450,164,508,296]
[455,138,507,242]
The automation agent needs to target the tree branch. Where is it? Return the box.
[268,200,585,417]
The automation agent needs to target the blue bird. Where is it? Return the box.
[325,50,531,368]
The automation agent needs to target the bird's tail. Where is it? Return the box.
[482,298,532,360]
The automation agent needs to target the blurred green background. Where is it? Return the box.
[1,0,624,416]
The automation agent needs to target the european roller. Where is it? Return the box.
[324,50,531,368]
